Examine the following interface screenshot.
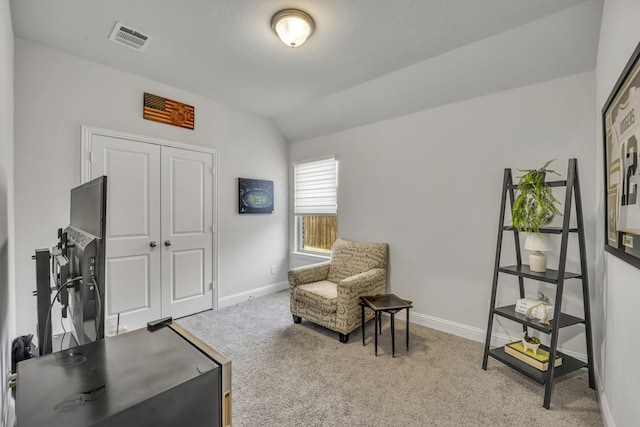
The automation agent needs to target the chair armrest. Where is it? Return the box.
[288,261,331,288]
[338,268,386,295]
[335,268,387,332]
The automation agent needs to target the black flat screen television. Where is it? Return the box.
[52,176,107,347]
[70,176,107,239]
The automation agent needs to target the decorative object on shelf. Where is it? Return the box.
[512,160,561,235]
[271,9,315,48]
[512,160,561,271]
[504,342,562,371]
[525,303,550,325]
[143,93,194,130]
[536,291,550,303]
[602,40,640,270]
[522,332,541,354]
[524,292,553,325]
[524,233,552,272]
[515,296,554,324]
[238,178,274,214]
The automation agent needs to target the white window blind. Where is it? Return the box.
[294,157,337,216]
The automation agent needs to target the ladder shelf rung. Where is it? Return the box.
[502,226,579,234]
[487,346,587,384]
[506,180,567,190]
[498,265,581,283]
[492,305,585,332]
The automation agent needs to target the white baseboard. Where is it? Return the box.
[409,311,588,362]
[595,364,615,427]
[218,281,288,308]
[410,311,491,343]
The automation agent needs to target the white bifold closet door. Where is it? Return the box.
[90,133,213,332]
[160,146,213,319]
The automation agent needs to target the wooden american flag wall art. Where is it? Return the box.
[143,92,195,130]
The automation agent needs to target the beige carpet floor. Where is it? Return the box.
[177,291,602,427]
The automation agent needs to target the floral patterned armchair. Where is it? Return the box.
[288,239,389,343]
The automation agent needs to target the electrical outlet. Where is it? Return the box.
[271,265,276,274]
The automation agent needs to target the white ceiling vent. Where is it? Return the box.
[109,22,153,52]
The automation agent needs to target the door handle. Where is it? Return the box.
[149,241,157,248]
[164,240,172,247]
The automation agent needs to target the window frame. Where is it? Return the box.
[292,157,338,256]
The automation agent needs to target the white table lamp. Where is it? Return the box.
[524,234,552,272]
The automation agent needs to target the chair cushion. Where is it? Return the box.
[327,239,388,283]
[295,280,338,313]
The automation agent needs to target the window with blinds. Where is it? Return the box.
[293,157,338,253]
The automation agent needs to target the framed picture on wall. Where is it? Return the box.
[238,178,274,214]
[602,40,640,269]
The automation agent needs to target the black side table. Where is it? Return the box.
[360,294,413,357]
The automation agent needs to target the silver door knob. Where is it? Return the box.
[149,241,157,248]
[164,240,172,246]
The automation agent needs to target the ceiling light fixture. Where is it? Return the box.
[271,9,315,48]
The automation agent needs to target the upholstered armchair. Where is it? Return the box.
[288,239,389,343]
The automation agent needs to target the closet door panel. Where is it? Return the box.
[161,147,214,318]
[91,135,162,332]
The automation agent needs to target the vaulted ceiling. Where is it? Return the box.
[9,0,602,141]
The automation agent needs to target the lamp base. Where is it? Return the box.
[529,251,547,272]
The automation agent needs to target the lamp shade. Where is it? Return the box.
[524,234,552,252]
[271,9,315,48]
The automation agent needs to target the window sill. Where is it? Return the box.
[289,251,330,263]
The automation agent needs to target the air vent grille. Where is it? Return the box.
[109,22,153,52]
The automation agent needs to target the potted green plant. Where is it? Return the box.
[512,160,562,272]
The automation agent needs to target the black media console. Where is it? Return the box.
[16,323,231,426]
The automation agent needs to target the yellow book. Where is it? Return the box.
[504,341,562,371]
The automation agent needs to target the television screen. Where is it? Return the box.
[67,176,107,345]
[70,177,107,238]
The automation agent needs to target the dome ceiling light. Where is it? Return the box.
[271,9,315,48]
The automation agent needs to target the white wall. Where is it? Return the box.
[13,39,289,338]
[0,0,15,425]
[595,1,640,425]
[290,71,596,354]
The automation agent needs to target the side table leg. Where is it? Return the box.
[361,304,365,346]
[391,313,396,357]
[378,311,382,334]
[406,308,410,351]
[374,311,378,356]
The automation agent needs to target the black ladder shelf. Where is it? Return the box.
[481,158,595,409]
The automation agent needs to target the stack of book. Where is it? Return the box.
[515,298,554,321]
[504,341,562,371]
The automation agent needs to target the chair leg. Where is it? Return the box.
[339,333,350,343]
[292,315,302,324]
